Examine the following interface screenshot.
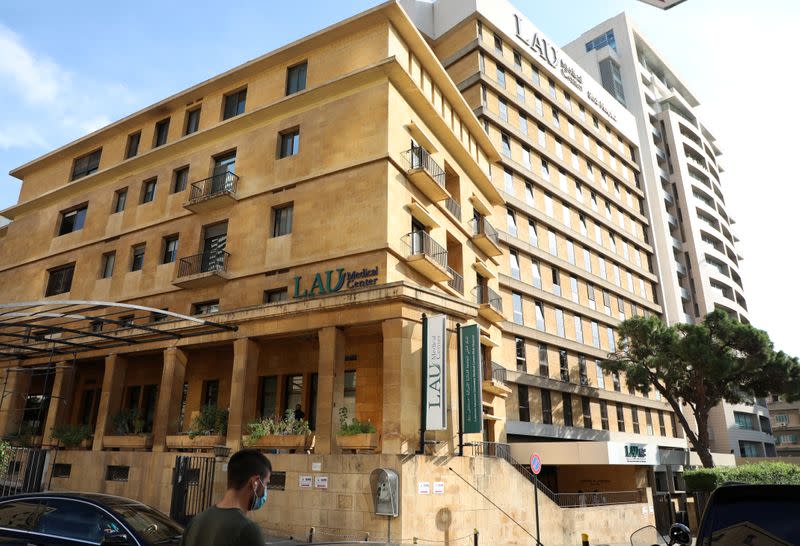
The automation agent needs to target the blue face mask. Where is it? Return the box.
[251,479,268,511]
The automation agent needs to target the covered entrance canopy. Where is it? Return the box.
[0,300,236,362]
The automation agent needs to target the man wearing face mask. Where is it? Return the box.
[179,449,271,546]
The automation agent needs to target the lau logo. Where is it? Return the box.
[624,445,647,460]
[293,267,379,299]
[514,14,558,68]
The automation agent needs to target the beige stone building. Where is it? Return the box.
[0,1,675,543]
[769,397,800,457]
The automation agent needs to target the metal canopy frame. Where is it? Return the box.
[0,300,237,362]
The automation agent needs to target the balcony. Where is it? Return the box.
[447,267,464,295]
[474,285,504,323]
[675,261,687,276]
[469,217,502,257]
[401,147,449,202]
[666,212,678,228]
[402,231,451,282]
[184,172,239,213]
[173,251,231,288]
[445,197,462,222]
[680,286,690,301]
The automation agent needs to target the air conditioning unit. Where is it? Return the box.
[780,423,787,428]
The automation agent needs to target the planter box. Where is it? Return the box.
[243,434,314,450]
[166,434,226,450]
[336,433,379,452]
[60,438,93,450]
[103,434,153,450]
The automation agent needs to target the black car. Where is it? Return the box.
[0,492,183,545]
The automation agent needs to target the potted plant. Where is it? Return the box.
[335,407,379,452]
[103,409,152,449]
[244,409,313,450]
[50,424,92,450]
[167,405,228,449]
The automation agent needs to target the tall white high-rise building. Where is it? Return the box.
[565,13,776,459]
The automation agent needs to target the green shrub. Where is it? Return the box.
[112,409,144,435]
[0,441,10,477]
[51,424,92,447]
[245,409,311,445]
[685,461,800,492]
[188,405,228,439]
[337,407,376,436]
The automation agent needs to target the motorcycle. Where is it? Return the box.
[630,523,692,546]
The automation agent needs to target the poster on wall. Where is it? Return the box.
[425,314,448,431]
[460,324,483,434]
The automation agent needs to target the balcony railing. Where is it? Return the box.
[445,197,462,221]
[405,231,448,270]
[401,146,445,188]
[188,172,239,203]
[475,284,503,314]
[552,490,645,508]
[447,267,464,294]
[469,216,499,245]
[177,251,230,278]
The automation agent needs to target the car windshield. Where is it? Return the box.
[111,502,183,544]
[700,499,799,546]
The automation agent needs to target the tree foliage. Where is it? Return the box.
[685,462,800,492]
[603,311,800,467]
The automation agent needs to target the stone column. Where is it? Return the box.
[152,347,188,452]
[92,354,127,451]
[381,318,422,455]
[226,338,260,451]
[42,361,76,446]
[0,363,31,439]
[314,327,346,455]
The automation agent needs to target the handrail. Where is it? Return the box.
[445,197,462,221]
[177,251,230,278]
[188,171,239,203]
[403,231,448,271]
[469,216,499,245]
[473,285,503,313]
[447,267,464,294]
[401,146,445,187]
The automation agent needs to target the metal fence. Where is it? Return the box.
[401,146,446,187]
[474,285,503,313]
[447,267,464,294]
[405,231,448,271]
[188,171,238,203]
[177,250,230,278]
[469,216,499,245]
[0,447,48,497]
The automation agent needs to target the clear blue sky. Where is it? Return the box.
[1,0,798,356]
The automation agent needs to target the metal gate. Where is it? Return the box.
[653,492,675,535]
[169,455,215,525]
[0,447,48,497]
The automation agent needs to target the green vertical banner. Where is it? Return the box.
[460,324,483,434]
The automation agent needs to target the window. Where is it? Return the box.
[100,252,115,279]
[518,385,530,422]
[264,288,288,303]
[130,244,146,272]
[548,231,557,256]
[552,108,560,128]
[551,268,560,296]
[46,264,75,296]
[535,301,545,331]
[71,149,101,180]
[58,205,88,235]
[776,414,790,425]
[286,61,308,95]
[595,360,605,389]
[616,404,625,432]
[162,236,179,264]
[607,327,616,352]
[125,132,141,158]
[600,400,609,430]
[516,79,525,102]
[279,129,300,158]
[343,370,357,419]
[541,159,550,181]
[671,412,681,438]
[513,50,522,69]
[501,133,511,157]
[555,308,565,337]
[496,66,506,88]
[141,178,157,203]
[185,108,201,135]
[509,250,520,280]
[567,240,575,265]
[548,78,556,98]
[193,300,220,315]
[528,220,538,246]
[499,99,508,121]
[519,114,528,135]
[515,337,526,372]
[603,291,611,315]
[658,410,667,436]
[582,396,592,428]
[512,292,524,324]
[537,124,547,147]
[542,389,552,425]
[574,315,583,344]
[154,118,170,147]
[113,188,128,213]
[257,376,279,418]
[739,440,762,458]
[223,88,247,119]
[531,66,540,86]
[612,371,621,392]
[538,343,548,376]
[272,203,293,237]
[544,193,554,217]
[563,393,573,427]
[632,406,640,434]
[559,349,569,382]
[504,168,514,193]
[535,94,543,116]
[587,284,596,310]
[578,355,588,386]
[584,247,591,272]
[734,412,756,430]
[646,409,654,435]
[532,260,542,289]
[173,166,189,193]
[494,33,503,54]
[591,322,600,348]
[479,53,485,74]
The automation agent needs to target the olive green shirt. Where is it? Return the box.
[179,506,264,546]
